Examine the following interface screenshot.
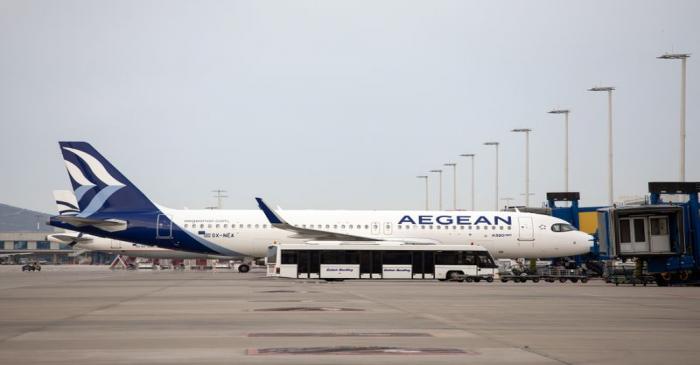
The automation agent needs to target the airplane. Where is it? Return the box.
[48,141,594,263]
[49,191,238,267]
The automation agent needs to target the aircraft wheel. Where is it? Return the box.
[238,264,250,273]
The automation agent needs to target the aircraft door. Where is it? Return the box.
[110,240,121,249]
[156,214,173,239]
[518,217,534,241]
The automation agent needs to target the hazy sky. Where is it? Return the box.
[1,1,698,213]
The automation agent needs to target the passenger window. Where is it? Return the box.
[184,224,188,228]
[200,224,204,229]
[239,224,243,228]
[341,225,345,229]
[255,224,259,228]
[263,224,267,228]
[247,224,251,228]
[364,225,369,229]
[216,224,220,228]
[460,226,464,230]
[437,226,441,230]
[326,224,330,229]
[208,224,212,228]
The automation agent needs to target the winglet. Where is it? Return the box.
[255,197,284,225]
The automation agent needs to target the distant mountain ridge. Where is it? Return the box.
[0,203,54,232]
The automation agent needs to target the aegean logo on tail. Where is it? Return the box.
[62,147,125,218]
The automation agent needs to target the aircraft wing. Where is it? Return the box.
[255,197,440,244]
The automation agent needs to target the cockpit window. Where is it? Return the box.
[552,223,576,232]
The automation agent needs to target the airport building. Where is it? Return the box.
[0,203,90,264]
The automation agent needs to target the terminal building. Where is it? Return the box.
[0,203,114,264]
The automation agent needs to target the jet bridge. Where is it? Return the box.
[597,182,700,285]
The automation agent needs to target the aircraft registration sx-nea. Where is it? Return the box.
[48,142,594,263]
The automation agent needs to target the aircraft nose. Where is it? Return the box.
[576,232,595,252]
[572,231,593,254]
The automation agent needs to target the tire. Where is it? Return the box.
[237,264,250,273]
[474,277,481,283]
[501,278,508,283]
[486,276,494,283]
[465,277,473,283]
[531,277,540,283]
[654,274,670,287]
[559,277,567,283]
[446,271,464,281]
[570,278,579,283]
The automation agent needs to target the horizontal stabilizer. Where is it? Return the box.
[50,216,127,232]
[46,234,92,244]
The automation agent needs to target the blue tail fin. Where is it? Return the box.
[59,142,159,217]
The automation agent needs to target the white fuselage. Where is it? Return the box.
[159,208,593,259]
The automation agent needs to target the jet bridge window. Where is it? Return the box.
[551,223,575,232]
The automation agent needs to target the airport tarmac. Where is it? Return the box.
[0,266,699,364]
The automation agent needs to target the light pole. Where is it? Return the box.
[548,109,570,191]
[483,142,500,211]
[430,169,443,210]
[589,86,615,205]
[658,53,691,181]
[416,175,429,210]
[459,154,475,211]
[511,129,532,207]
[444,163,457,210]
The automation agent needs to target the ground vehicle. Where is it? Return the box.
[500,267,589,283]
[266,243,498,281]
[21,263,41,272]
